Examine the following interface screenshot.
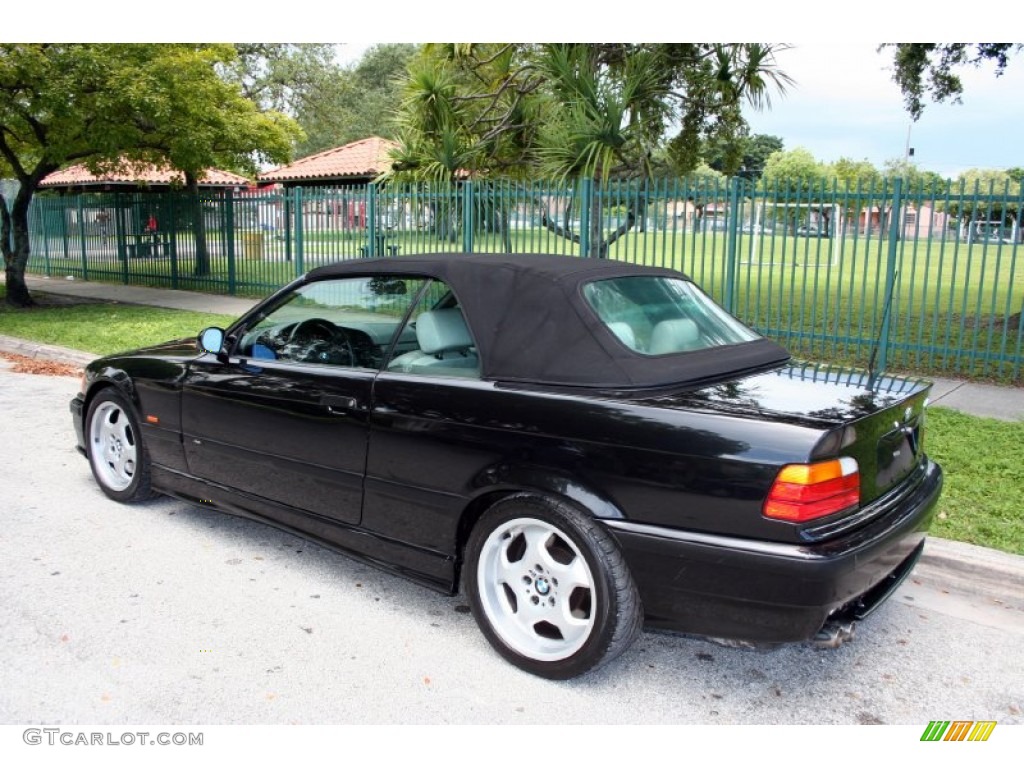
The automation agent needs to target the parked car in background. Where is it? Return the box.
[796,224,830,238]
[71,253,942,679]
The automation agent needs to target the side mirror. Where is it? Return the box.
[198,327,226,356]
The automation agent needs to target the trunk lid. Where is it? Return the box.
[641,362,932,506]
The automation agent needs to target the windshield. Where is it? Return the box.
[582,276,761,356]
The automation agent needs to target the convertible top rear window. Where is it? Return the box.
[583,276,760,356]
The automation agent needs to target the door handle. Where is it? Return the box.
[321,395,360,413]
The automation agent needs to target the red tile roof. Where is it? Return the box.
[259,136,398,183]
[40,162,251,188]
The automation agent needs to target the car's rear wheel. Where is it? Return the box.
[86,389,155,502]
[465,494,643,679]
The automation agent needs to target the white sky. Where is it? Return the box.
[10,3,1024,179]
[744,42,1024,178]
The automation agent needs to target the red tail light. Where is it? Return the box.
[763,458,860,523]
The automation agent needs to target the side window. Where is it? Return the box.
[384,281,480,379]
[236,276,428,369]
[582,276,760,355]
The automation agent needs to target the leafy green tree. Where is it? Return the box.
[704,132,783,179]
[231,43,340,114]
[761,147,828,189]
[942,168,1021,241]
[881,158,947,194]
[883,43,1023,119]
[292,44,418,156]
[1006,167,1024,185]
[390,43,791,257]
[0,44,299,304]
[759,148,844,234]
[827,157,881,189]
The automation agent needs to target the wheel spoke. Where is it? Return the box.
[548,608,591,646]
[521,526,553,568]
[118,419,134,447]
[542,549,591,592]
[495,539,521,586]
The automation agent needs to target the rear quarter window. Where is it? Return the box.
[582,276,761,356]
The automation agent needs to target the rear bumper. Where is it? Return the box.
[605,459,942,643]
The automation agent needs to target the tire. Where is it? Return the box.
[465,494,643,679]
[85,389,155,503]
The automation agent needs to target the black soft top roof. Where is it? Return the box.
[306,253,790,388]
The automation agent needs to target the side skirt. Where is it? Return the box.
[150,465,457,594]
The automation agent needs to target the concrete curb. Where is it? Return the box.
[0,334,95,368]
[917,537,1024,608]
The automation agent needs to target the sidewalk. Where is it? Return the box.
[17,274,260,316]
[2,274,1023,615]
[8,273,1024,422]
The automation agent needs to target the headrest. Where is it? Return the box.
[416,309,473,355]
[648,318,700,354]
[607,321,638,350]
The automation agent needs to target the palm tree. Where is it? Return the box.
[389,43,792,257]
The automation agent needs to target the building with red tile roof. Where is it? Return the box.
[259,136,399,187]
[40,162,251,192]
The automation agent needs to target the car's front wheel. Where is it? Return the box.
[86,389,155,503]
[465,494,643,679]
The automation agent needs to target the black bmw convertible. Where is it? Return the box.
[71,253,942,679]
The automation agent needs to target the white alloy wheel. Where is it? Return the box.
[466,494,642,679]
[89,400,139,491]
[85,390,154,502]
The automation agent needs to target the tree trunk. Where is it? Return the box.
[2,184,41,308]
[188,173,211,277]
[593,184,643,259]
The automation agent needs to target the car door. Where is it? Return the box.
[363,283,486,551]
[180,275,428,525]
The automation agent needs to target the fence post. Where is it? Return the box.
[115,193,127,283]
[294,187,304,274]
[76,196,87,278]
[462,180,474,253]
[284,189,293,263]
[876,178,904,374]
[169,194,179,290]
[579,178,592,257]
[723,177,742,312]
[225,188,236,295]
[57,200,70,266]
[367,185,377,257]
[40,201,53,278]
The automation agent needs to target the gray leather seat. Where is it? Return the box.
[387,308,479,376]
[607,321,638,350]
[648,318,701,354]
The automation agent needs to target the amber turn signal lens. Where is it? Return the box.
[763,457,860,522]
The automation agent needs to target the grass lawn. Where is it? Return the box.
[925,407,1024,556]
[0,286,236,356]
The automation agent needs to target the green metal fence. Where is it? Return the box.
[26,177,1024,383]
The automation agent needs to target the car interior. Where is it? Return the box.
[234,277,480,378]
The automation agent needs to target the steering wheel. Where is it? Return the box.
[285,318,355,366]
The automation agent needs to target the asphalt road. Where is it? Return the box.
[1,362,1021,726]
